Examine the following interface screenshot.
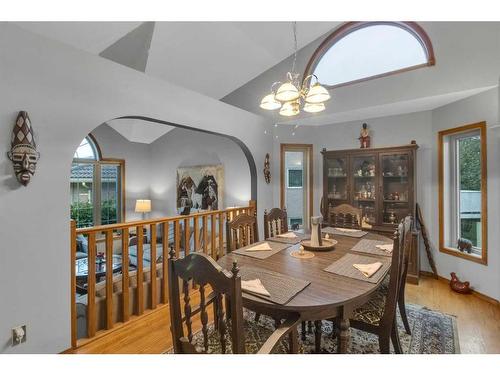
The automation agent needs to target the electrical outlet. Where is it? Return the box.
[12,325,26,346]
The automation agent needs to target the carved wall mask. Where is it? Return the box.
[7,111,40,186]
[263,153,271,184]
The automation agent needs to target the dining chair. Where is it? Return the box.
[226,212,259,253]
[347,217,412,354]
[168,250,301,354]
[329,203,362,229]
[263,207,289,239]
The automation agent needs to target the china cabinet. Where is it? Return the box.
[322,143,420,283]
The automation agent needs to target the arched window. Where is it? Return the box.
[304,22,435,88]
[71,134,124,228]
[73,135,100,160]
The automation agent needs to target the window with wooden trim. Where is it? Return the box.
[304,22,435,88]
[438,122,487,265]
[71,135,125,228]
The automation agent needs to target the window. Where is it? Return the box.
[438,122,487,265]
[304,22,435,88]
[71,135,125,228]
[287,169,303,188]
[289,218,303,230]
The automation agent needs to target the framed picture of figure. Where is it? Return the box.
[176,164,224,213]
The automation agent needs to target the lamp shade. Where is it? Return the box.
[135,199,151,213]
[260,93,281,110]
[303,102,326,113]
[279,101,300,117]
[305,83,330,103]
[275,82,300,102]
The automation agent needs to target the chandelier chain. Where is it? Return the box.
[291,21,298,76]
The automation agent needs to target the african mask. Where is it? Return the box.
[263,153,271,184]
[7,111,40,186]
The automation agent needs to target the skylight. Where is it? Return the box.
[310,23,432,87]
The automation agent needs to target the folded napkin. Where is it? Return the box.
[241,279,271,297]
[277,231,298,238]
[245,242,273,252]
[335,227,361,233]
[375,244,393,253]
[353,262,383,278]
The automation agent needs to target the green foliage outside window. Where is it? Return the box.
[459,136,481,191]
[71,200,117,228]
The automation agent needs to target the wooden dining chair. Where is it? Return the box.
[263,208,288,239]
[168,250,301,354]
[396,216,415,335]
[226,212,259,253]
[329,203,362,229]
[347,217,412,354]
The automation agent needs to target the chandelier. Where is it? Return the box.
[260,22,330,116]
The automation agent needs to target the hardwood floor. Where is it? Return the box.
[67,275,499,354]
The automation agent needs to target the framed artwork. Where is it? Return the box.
[176,164,224,213]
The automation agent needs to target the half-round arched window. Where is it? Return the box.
[73,135,101,160]
[304,22,435,88]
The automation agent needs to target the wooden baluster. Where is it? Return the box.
[105,230,114,330]
[216,292,227,353]
[150,224,157,309]
[87,232,97,337]
[211,214,217,259]
[174,220,181,258]
[218,212,224,257]
[193,216,200,252]
[183,280,193,342]
[136,226,144,316]
[199,284,209,352]
[184,218,190,256]
[161,222,169,304]
[70,221,77,348]
[202,215,208,254]
[121,228,130,322]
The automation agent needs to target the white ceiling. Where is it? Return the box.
[106,118,175,144]
[15,21,338,99]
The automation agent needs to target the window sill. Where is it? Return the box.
[440,246,487,265]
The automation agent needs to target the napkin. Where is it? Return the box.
[335,227,361,233]
[375,244,393,253]
[277,232,298,238]
[353,262,383,278]
[245,242,273,252]
[241,279,271,297]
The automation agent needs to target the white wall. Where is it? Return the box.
[149,127,252,217]
[91,124,152,220]
[0,23,273,353]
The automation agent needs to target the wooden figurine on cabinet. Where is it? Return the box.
[358,123,371,148]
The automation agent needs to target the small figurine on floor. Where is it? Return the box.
[450,272,471,294]
[358,123,371,148]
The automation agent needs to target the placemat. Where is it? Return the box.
[324,253,390,284]
[239,266,310,305]
[350,239,393,257]
[232,241,290,259]
[322,227,368,238]
[266,231,309,245]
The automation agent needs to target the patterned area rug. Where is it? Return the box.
[170,303,460,354]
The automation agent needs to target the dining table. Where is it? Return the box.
[217,230,393,353]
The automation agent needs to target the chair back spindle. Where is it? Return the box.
[264,208,289,239]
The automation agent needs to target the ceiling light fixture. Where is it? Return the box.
[260,22,330,116]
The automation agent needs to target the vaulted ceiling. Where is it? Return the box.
[16,21,500,131]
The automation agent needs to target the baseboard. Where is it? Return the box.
[420,271,499,306]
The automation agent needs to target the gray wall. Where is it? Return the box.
[0,23,273,353]
[149,127,252,217]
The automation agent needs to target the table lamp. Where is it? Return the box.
[135,199,151,220]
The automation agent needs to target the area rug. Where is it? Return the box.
[169,303,460,354]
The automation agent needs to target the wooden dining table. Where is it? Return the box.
[217,231,392,353]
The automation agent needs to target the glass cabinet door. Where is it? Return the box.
[380,153,411,225]
[325,156,348,208]
[351,155,377,228]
